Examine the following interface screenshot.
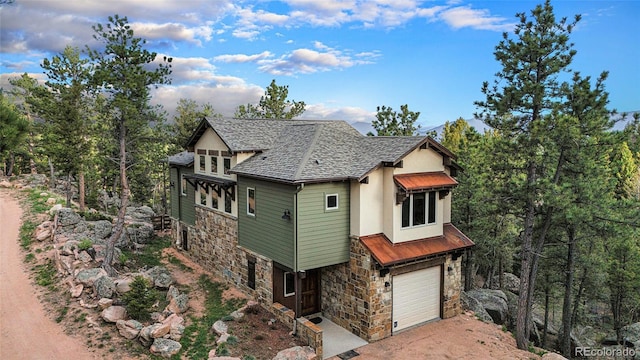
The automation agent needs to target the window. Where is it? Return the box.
[325,193,339,210]
[247,259,256,290]
[211,156,218,174]
[224,192,232,214]
[199,155,206,172]
[247,188,255,216]
[284,272,295,297]
[223,158,231,175]
[180,174,187,196]
[401,191,436,228]
[211,189,219,209]
[199,185,207,206]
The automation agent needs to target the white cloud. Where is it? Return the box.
[214,51,273,63]
[438,6,515,31]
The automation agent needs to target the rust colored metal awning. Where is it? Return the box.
[394,172,458,192]
[360,223,475,267]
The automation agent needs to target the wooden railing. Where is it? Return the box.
[151,215,171,231]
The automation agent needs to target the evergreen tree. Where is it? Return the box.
[40,45,93,210]
[235,79,305,119]
[370,104,421,136]
[87,14,172,275]
[0,92,29,175]
[474,1,608,349]
[171,98,219,150]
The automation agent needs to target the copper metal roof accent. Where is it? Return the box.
[360,223,475,267]
[394,172,458,192]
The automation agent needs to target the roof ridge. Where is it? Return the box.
[293,123,323,180]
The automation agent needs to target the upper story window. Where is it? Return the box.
[325,194,339,210]
[211,156,218,174]
[223,157,231,175]
[199,185,207,206]
[199,155,206,172]
[225,192,232,214]
[211,188,219,209]
[247,188,256,216]
[180,174,187,196]
[402,191,436,228]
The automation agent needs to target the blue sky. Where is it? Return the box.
[1,0,638,131]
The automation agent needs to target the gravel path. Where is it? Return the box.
[0,190,98,360]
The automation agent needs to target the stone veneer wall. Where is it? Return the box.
[442,254,463,318]
[171,207,274,307]
[321,237,392,342]
[321,237,464,342]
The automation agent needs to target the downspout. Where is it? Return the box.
[293,183,304,334]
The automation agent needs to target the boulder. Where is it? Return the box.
[151,322,171,338]
[146,266,173,289]
[489,272,520,294]
[116,319,143,340]
[49,204,63,215]
[0,180,12,188]
[126,222,155,244]
[46,197,57,205]
[166,292,189,314]
[101,306,127,323]
[60,240,80,256]
[126,206,155,221]
[212,320,228,336]
[139,325,156,347]
[114,277,134,294]
[98,298,113,309]
[70,283,83,298]
[272,346,316,360]
[34,221,54,241]
[90,220,112,240]
[461,291,493,323]
[57,208,82,227]
[75,267,108,287]
[150,338,181,358]
[77,251,92,263]
[466,289,509,325]
[94,275,115,299]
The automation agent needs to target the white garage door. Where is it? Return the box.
[392,266,441,332]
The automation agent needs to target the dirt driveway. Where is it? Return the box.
[0,190,98,360]
[329,313,542,360]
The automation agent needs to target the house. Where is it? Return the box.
[169,117,474,342]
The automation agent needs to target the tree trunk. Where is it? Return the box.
[48,158,56,190]
[516,162,537,350]
[464,249,474,291]
[78,171,85,212]
[103,121,129,276]
[28,130,37,174]
[6,153,15,176]
[65,172,72,208]
[543,273,550,348]
[561,226,576,357]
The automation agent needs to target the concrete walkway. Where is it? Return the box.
[312,316,368,359]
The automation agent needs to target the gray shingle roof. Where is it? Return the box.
[221,118,431,183]
[168,151,194,166]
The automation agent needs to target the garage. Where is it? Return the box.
[392,265,442,332]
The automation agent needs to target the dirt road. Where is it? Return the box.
[0,190,98,360]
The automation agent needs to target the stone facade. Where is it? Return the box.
[170,206,273,307]
[321,236,464,342]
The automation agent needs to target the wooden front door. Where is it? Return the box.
[272,265,320,316]
[300,269,320,316]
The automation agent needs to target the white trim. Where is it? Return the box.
[401,191,436,228]
[284,272,295,297]
[247,187,256,216]
[180,174,187,196]
[325,193,339,210]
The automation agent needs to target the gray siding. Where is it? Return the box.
[169,166,195,225]
[297,182,350,270]
[238,177,296,269]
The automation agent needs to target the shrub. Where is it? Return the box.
[122,276,157,321]
[78,239,93,251]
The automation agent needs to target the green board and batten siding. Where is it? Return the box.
[169,167,196,225]
[237,178,296,269]
[296,182,350,270]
